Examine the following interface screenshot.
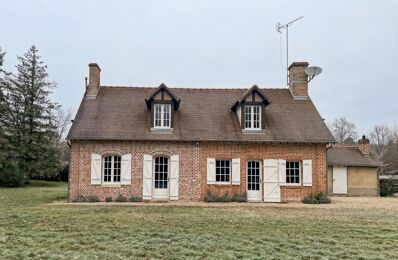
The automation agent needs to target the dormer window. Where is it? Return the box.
[244,105,261,130]
[154,104,171,128]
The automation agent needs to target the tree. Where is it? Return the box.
[0,47,10,164]
[369,125,392,159]
[2,46,61,179]
[330,117,358,144]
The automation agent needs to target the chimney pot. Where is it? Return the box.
[86,63,101,99]
[288,62,309,100]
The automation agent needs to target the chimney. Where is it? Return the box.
[86,63,101,99]
[288,62,309,100]
[358,135,370,155]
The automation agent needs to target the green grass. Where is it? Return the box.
[1,181,398,259]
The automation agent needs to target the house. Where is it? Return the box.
[327,136,380,196]
[66,62,335,202]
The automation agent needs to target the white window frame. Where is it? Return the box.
[154,104,171,129]
[244,105,261,130]
[285,161,301,185]
[102,155,121,183]
[215,160,231,184]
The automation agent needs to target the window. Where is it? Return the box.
[154,156,168,188]
[154,104,171,128]
[216,160,230,183]
[286,161,300,184]
[103,155,121,183]
[244,105,261,130]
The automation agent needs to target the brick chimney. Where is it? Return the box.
[288,62,309,99]
[86,63,101,99]
[358,135,370,155]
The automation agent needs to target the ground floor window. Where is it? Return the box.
[154,156,168,188]
[286,161,300,184]
[103,155,121,183]
[216,160,230,183]
[247,161,260,190]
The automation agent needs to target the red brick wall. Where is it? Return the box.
[69,140,326,202]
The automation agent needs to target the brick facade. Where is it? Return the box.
[69,140,327,202]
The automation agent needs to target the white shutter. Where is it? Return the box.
[303,159,313,186]
[91,154,102,185]
[263,159,281,202]
[121,154,132,185]
[231,158,241,185]
[278,159,286,185]
[169,155,179,200]
[143,154,153,200]
[207,158,216,184]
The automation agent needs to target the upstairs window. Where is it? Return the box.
[244,105,261,130]
[154,104,171,128]
[103,155,121,183]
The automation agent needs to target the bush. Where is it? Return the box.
[129,195,142,202]
[0,162,27,187]
[380,179,398,197]
[115,194,127,202]
[302,193,331,204]
[84,195,100,203]
[105,196,113,202]
[205,192,247,202]
[72,195,85,203]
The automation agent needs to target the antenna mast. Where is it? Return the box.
[276,16,304,85]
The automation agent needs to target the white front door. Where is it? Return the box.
[247,161,262,202]
[333,166,348,194]
[263,159,281,202]
[153,156,169,199]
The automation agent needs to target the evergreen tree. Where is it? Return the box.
[0,47,9,164]
[2,46,61,179]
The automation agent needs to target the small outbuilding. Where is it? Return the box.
[327,136,381,197]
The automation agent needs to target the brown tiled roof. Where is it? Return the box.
[67,86,335,143]
[327,146,380,167]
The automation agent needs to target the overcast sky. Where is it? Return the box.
[1,0,397,134]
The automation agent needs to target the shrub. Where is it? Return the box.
[380,179,398,197]
[129,195,142,202]
[84,195,100,203]
[105,196,113,202]
[72,195,85,203]
[302,193,331,204]
[0,162,27,187]
[115,194,127,202]
[205,192,247,202]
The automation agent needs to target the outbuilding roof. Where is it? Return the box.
[327,146,381,167]
[67,86,335,143]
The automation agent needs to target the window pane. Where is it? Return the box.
[215,160,231,183]
[286,161,300,184]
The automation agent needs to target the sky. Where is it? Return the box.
[1,0,397,134]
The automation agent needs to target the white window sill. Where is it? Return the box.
[283,183,301,187]
[151,127,174,133]
[101,183,121,187]
[213,182,232,185]
[242,129,265,133]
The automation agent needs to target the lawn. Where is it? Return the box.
[0,181,397,259]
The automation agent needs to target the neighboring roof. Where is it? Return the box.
[67,86,335,143]
[327,146,381,167]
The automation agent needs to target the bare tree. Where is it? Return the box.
[55,107,73,141]
[369,125,392,159]
[330,117,358,144]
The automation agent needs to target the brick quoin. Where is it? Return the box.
[69,140,327,202]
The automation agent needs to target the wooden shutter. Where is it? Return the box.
[121,154,132,185]
[278,159,286,186]
[231,158,241,185]
[169,155,179,200]
[91,154,102,185]
[263,159,281,202]
[302,159,313,186]
[143,154,153,200]
[207,158,216,184]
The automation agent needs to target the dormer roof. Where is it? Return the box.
[145,83,180,110]
[231,85,271,111]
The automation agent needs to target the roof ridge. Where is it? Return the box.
[101,85,288,90]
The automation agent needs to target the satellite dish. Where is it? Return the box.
[305,66,322,77]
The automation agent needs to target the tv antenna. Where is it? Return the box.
[276,16,304,85]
